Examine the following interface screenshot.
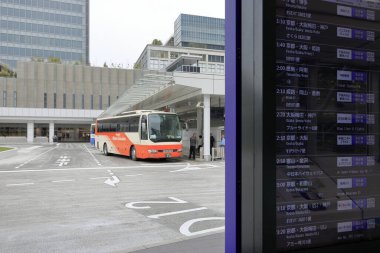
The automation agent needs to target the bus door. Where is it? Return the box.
[141,115,148,142]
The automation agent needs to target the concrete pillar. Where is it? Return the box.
[27,122,34,143]
[197,108,203,136]
[203,94,211,161]
[49,122,55,143]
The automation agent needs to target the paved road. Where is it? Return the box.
[0,143,225,253]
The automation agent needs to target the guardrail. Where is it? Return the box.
[212,147,225,161]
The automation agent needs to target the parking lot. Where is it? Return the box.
[0,143,225,253]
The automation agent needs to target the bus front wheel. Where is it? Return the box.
[103,143,110,156]
[130,146,137,161]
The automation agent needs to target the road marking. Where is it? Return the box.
[18,146,42,153]
[104,170,120,187]
[52,179,75,183]
[125,174,143,177]
[15,146,58,169]
[170,163,218,173]
[126,197,187,209]
[104,176,120,187]
[90,177,109,180]
[1,163,220,174]
[147,207,208,219]
[55,155,71,166]
[179,217,225,236]
[83,144,102,166]
[6,183,35,187]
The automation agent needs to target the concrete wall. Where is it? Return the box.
[0,62,136,110]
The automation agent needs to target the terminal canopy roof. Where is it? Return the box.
[99,70,225,119]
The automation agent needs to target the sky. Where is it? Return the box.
[90,0,225,68]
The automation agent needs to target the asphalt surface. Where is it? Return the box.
[0,143,225,253]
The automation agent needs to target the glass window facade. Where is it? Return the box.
[208,55,224,63]
[63,93,66,108]
[44,92,47,108]
[0,0,89,70]
[150,50,169,59]
[174,14,225,50]
[2,90,6,106]
[0,123,26,136]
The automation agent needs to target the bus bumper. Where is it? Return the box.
[137,145,183,159]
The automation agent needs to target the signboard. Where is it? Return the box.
[275,0,380,251]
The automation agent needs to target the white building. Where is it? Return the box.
[135,44,225,74]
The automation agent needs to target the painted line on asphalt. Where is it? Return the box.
[89,177,109,180]
[6,183,35,187]
[83,144,102,166]
[18,146,42,153]
[125,174,143,177]
[1,163,219,174]
[15,146,58,169]
[52,179,75,183]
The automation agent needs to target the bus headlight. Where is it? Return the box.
[148,150,157,154]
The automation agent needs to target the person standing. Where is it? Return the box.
[220,134,225,147]
[197,135,203,154]
[210,133,215,154]
[220,134,225,160]
[189,133,197,160]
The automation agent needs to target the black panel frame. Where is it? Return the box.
[238,0,380,252]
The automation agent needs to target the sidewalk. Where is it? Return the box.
[131,233,224,253]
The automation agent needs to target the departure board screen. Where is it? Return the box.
[276,0,380,251]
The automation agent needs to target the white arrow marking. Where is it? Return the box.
[170,163,218,173]
[104,175,120,187]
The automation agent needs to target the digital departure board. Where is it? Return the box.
[276,0,380,251]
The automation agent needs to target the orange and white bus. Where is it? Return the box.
[95,110,182,160]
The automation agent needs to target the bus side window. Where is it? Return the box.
[141,115,148,140]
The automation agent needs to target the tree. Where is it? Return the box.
[151,39,163,45]
[31,57,44,62]
[0,64,16,78]
[48,57,61,63]
[133,62,142,69]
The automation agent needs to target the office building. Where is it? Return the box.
[174,14,225,50]
[0,0,89,70]
[135,14,225,74]
[135,44,225,74]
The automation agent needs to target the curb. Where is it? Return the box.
[0,147,18,159]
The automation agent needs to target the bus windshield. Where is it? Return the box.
[148,114,181,142]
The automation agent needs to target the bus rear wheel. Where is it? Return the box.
[130,146,137,161]
[103,143,110,156]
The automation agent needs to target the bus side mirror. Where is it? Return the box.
[142,122,147,132]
